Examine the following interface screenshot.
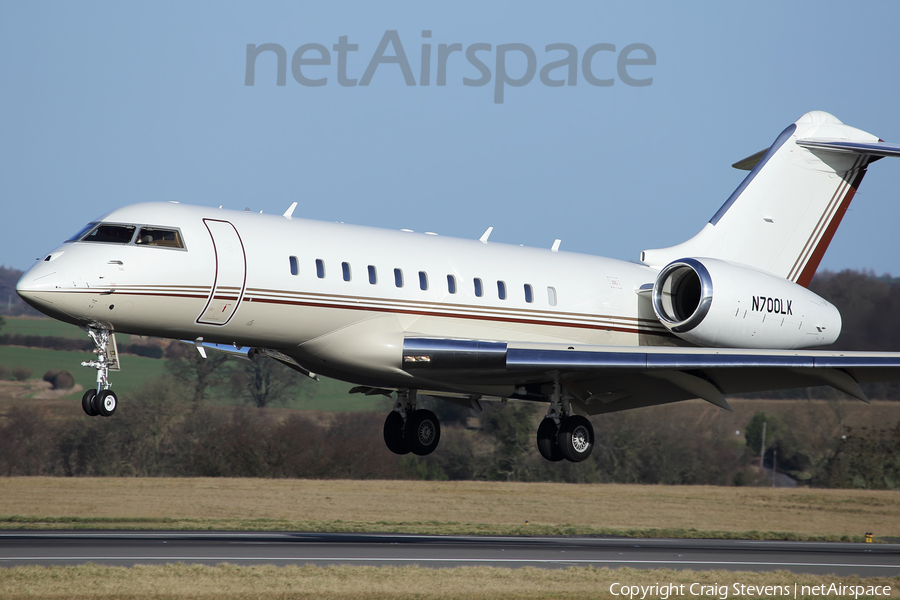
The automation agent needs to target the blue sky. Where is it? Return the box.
[2,1,900,275]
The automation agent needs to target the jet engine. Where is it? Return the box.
[651,258,841,349]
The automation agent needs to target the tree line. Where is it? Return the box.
[2,373,896,488]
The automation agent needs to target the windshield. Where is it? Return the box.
[77,224,137,244]
[66,223,98,243]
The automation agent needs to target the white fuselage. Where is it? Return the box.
[19,201,841,397]
[18,202,674,392]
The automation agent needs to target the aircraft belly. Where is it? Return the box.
[400,314,642,346]
[278,308,646,390]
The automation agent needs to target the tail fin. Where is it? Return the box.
[641,111,898,286]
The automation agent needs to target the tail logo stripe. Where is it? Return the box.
[787,169,849,281]
[787,156,865,283]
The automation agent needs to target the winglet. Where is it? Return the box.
[283,202,298,219]
[479,227,493,244]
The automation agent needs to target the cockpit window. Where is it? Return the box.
[77,224,137,244]
[136,227,183,248]
[66,223,99,243]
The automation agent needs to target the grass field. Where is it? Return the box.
[0,346,168,399]
[1,316,85,339]
[0,317,371,410]
[1,478,898,541]
[0,316,167,399]
[1,479,899,598]
[2,564,897,600]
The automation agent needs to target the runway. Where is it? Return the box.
[1,531,898,576]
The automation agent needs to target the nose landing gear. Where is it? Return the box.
[80,328,120,417]
[382,389,441,456]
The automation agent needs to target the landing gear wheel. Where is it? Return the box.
[405,409,441,456]
[558,415,594,462]
[536,418,564,462]
[383,411,410,455]
[97,390,118,417]
[82,389,99,417]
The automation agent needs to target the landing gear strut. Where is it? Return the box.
[383,389,441,456]
[80,328,119,417]
[536,380,594,463]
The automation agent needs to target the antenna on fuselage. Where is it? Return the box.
[551,239,561,252]
[479,227,493,244]
[283,202,298,219]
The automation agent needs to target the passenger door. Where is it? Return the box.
[196,219,247,326]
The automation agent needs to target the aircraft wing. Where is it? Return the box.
[403,339,900,415]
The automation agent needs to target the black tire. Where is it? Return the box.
[97,390,118,417]
[536,418,564,462]
[383,411,410,455]
[82,389,99,417]
[405,409,441,456]
[558,415,594,462]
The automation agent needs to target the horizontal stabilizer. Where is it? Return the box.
[732,148,768,171]
[797,138,900,158]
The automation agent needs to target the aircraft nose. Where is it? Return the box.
[16,257,64,315]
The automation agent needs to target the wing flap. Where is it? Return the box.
[646,370,733,411]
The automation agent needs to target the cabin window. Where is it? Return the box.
[547,286,558,306]
[77,224,136,244]
[524,284,533,303]
[316,259,326,279]
[342,262,352,282]
[136,227,184,248]
[419,271,428,291]
[447,275,457,294]
[394,268,404,288]
[289,256,299,276]
[497,281,507,300]
[368,265,377,284]
[474,278,483,297]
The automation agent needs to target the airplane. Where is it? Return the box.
[15,110,900,463]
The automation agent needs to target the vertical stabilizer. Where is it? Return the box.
[641,111,879,286]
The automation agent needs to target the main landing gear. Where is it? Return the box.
[80,328,119,418]
[383,389,441,456]
[536,382,595,463]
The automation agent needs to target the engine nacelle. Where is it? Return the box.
[651,258,841,349]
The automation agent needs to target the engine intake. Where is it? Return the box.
[652,258,712,333]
